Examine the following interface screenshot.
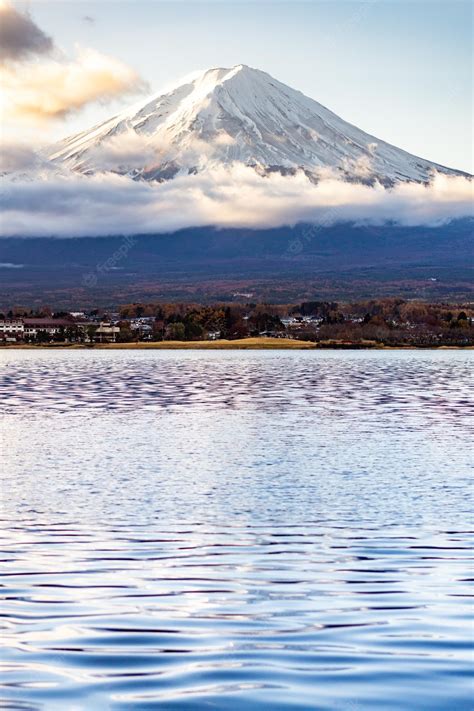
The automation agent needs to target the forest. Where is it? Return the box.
[2,299,472,347]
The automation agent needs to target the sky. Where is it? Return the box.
[8,0,473,172]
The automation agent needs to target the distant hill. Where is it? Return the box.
[1,221,472,308]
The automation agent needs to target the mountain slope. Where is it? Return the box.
[46,64,467,185]
[1,221,473,306]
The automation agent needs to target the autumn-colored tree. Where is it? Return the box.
[166,322,186,340]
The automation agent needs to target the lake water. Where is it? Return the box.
[0,349,472,710]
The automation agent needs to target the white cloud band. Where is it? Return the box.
[1,166,472,237]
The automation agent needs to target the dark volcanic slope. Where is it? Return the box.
[1,221,472,308]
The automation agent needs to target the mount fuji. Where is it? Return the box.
[3,64,471,303]
[45,64,468,186]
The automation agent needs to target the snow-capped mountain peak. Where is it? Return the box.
[45,64,468,185]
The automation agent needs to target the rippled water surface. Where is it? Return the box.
[1,349,473,710]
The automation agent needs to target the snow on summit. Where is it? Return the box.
[46,64,467,185]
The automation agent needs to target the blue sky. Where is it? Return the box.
[11,0,474,171]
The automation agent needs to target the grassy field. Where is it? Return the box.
[1,337,316,350]
[95,337,317,349]
[2,338,471,350]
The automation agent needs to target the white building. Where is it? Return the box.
[0,319,25,339]
[23,319,74,338]
[0,318,79,341]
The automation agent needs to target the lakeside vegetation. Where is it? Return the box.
[1,298,473,348]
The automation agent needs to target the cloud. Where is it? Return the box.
[0,3,147,124]
[0,142,46,172]
[0,1,53,63]
[67,129,239,174]
[2,46,148,121]
[0,166,472,238]
[86,132,158,171]
[340,154,374,179]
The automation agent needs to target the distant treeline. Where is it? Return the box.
[3,298,473,347]
[118,299,473,346]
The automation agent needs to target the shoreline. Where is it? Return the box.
[1,337,472,351]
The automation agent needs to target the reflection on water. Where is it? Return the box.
[0,350,472,710]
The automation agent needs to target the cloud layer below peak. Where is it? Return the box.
[1,166,472,238]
